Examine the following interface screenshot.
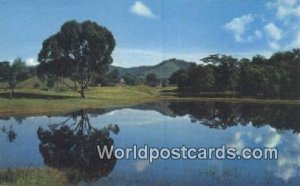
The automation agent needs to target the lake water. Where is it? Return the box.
[0,100,299,185]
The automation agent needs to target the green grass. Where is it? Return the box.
[0,85,299,117]
[0,167,67,186]
[0,85,159,116]
[159,87,300,105]
[161,96,300,105]
[16,76,75,91]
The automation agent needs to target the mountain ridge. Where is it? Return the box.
[110,58,195,79]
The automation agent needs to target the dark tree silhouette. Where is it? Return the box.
[167,101,300,132]
[170,49,300,99]
[37,20,116,97]
[37,110,119,183]
[0,124,17,143]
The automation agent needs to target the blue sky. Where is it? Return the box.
[0,0,299,67]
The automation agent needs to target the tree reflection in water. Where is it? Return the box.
[0,115,28,143]
[1,124,17,143]
[0,116,24,143]
[37,110,119,184]
[168,101,300,132]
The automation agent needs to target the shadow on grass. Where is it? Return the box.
[0,92,75,99]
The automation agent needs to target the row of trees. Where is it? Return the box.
[0,58,35,97]
[169,49,300,99]
[1,20,299,99]
[94,69,162,87]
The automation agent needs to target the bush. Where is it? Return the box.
[33,83,40,89]
[54,86,68,92]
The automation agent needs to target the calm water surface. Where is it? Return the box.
[0,100,299,185]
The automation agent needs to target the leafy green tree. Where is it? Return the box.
[37,20,116,97]
[169,69,189,91]
[239,64,269,96]
[5,58,27,98]
[46,75,55,91]
[146,73,160,87]
[0,61,10,82]
[186,65,215,92]
[13,58,29,81]
[270,49,300,99]
[123,73,137,85]
[106,69,120,85]
[201,54,239,91]
[169,69,186,85]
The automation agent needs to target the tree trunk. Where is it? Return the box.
[9,89,14,99]
[80,86,85,98]
[74,81,77,89]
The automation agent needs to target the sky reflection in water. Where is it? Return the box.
[0,101,299,185]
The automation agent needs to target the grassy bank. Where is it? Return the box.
[0,86,159,117]
[160,87,300,105]
[0,167,67,186]
[0,86,299,117]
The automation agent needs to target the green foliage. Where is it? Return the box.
[33,83,40,89]
[102,68,120,86]
[0,61,10,82]
[171,49,300,99]
[170,65,215,92]
[0,58,29,97]
[202,54,239,91]
[146,73,160,87]
[46,75,55,90]
[37,20,116,97]
[123,73,137,85]
[0,167,67,186]
[110,58,194,80]
[239,64,269,96]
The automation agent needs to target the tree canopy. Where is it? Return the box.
[169,49,300,99]
[37,20,116,97]
[0,58,28,98]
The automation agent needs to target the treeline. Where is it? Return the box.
[0,58,35,96]
[94,69,166,87]
[168,101,300,132]
[169,49,300,99]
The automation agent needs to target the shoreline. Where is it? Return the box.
[0,87,299,117]
[0,97,300,117]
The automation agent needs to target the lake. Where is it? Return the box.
[0,100,299,185]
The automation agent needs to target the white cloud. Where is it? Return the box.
[134,160,151,172]
[224,14,255,42]
[255,136,262,143]
[269,41,280,50]
[263,128,281,148]
[254,29,263,39]
[130,1,157,18]
[264,23,282,40]
[227,131,245,154]
[25,57,38,66]
[267,0,300,20]
[264,22,282,50]
[266,132,300,183]
[265,0,300,50]
[289,31,300,48]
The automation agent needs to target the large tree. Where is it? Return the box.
[0,61,10,82]
[37,20,116,97]
[201,54,239,91]
[146,73,160,87]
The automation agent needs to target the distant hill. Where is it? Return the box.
[110,58,194,79]
[1,59,194,89]
[16,76,74,91]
